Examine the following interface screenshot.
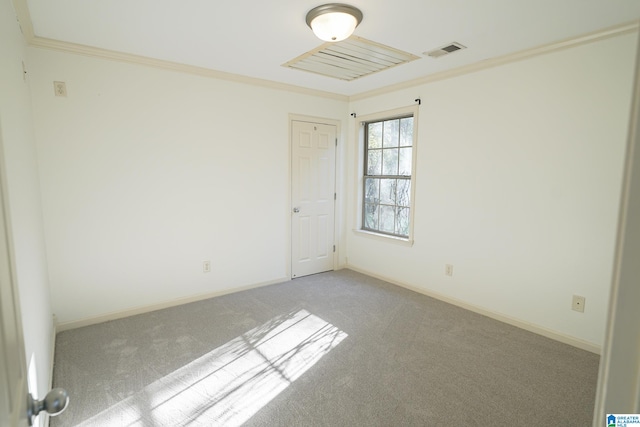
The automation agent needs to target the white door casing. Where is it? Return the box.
[291,120,337,278]
[592,31,640,419]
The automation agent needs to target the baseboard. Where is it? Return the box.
[53,267,601,353]
[346,265,601,355]
[56,277,290,332]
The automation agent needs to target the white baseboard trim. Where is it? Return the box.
[55,277,290,332]
[346,265,601,355]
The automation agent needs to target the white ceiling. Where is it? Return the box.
[21,0,640,96]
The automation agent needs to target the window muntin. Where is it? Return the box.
[363,116,413,238]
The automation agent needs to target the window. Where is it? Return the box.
[362,115,414,238]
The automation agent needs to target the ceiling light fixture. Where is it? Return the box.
[306,3,363,42]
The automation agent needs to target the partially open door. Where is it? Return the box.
[0,140,29,426]
[0,133,68,427]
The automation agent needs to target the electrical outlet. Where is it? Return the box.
[203,261,211,273]
[53,81,67,97]
[572,295,585,313]
[445,264,454,277]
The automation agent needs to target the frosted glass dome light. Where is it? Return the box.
[306,4,363,42]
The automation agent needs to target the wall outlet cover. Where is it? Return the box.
[54,81,67,97]
[572,295,585,313]
[445,264,454,277]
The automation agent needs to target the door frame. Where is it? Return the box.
[592,32,640,419]
[288,114,342,279]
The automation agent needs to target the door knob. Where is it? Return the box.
[293,207,300,213]
[27,388,69,425]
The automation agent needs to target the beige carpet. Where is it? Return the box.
[51,269,599,426]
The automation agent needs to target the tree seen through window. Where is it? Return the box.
[363,116,413,237]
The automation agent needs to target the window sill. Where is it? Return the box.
[352,229,414,247]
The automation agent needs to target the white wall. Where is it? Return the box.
[346,32,637,348]
[28,48,348,324]
[0,0,54,413]
[25,26,635,351]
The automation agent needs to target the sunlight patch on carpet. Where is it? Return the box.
[78,310,347,426]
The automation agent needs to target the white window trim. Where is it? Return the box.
[353,105,419,245]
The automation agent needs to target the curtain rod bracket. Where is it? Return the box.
[415,98,421,105]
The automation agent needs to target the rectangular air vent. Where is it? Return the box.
[425,42,466,58]
[284,36,420,81]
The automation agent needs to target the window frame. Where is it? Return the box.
[355,105,418,244]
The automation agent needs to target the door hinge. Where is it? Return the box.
[333,245,336,252]
[334,193,336,200]
[335,138,338,146]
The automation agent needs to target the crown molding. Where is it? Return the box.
[349,21,640,102]
[28,37,349,101]
[12,0,639,104]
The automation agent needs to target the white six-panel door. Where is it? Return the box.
[291,121,336,278]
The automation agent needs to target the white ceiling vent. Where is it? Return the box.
[284,36,420,81]
[425,42,466,58]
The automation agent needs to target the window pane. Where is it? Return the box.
[397,179,411,207]
[367,149,382,175]
[364,178,379,203]
[362,114,414,238]
[400,118,413,147]
[379,205,395,233]
[368,122,382,149]
[383,119,399,148]
[396,207,410,236]
[364,203,378,229]
[382,148,398,175]
[399,147,412,175]
[379,179,396,205]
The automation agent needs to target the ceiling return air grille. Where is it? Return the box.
[425,42,466,58]
[283,36,420,81]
